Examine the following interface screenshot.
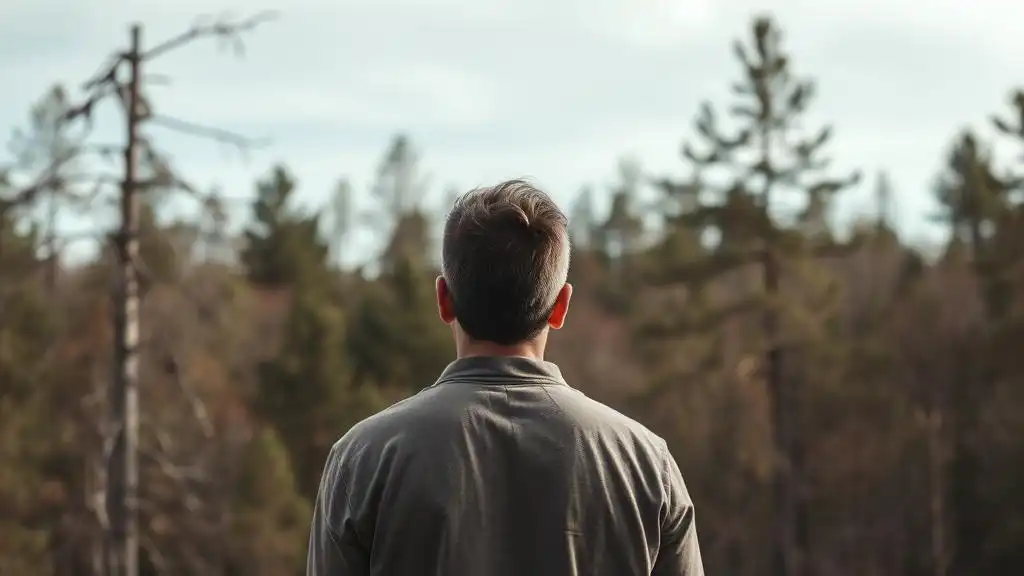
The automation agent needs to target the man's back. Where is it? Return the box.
[308,356,703,576]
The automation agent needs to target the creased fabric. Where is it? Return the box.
[308,356,704,576]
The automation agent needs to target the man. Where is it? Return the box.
[308,180,703,576]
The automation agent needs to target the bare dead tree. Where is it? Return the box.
[10,12,276,576]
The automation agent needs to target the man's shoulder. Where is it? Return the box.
[327,385,465,458]
[544,384,670,454]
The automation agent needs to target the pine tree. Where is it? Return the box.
[372,134,432,273]
[933,132,1009,264]
[933,126,1021,575]
[569,185,597,249]
[599,157,645,268]
[346,232,453,392]
[254,289,387,498]
[874,171,896,234]
[242,164,371,499]
[596,158,646,312]
[989,91,1024,316]
[372,133,429,219]
[566,186,609,291]
[343,134,453,392]
[656,16,859,576]
[7,85,78,290]
[241,165,329,289]
[327,178,353,267]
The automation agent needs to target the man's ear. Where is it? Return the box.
[547,283,573,330]
[436,276,456,324]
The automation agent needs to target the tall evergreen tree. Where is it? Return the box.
[372,133,429,219]
[933,132,1009,264]
[569,185,597,249]
[874,171,896,234]
[658,16,859,576]
[346,135,453,391]
[372,134,433,273]
[241,165,329,289]
[566,186,607,290]
[990,90,1024,315]
[253,288,385,498]
[992,88,1024,188]
[7,85,78,290]
[326,178,353,268]
[932,127,1021,575]
[591,159,646,312]
[599,157,645,266]
[241,164,365,499]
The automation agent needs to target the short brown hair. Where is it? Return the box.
[442,179,570,345]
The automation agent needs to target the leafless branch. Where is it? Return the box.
[167,356,216,439]
[140,535,168,575]
[80,143,125,159]
[64,81,121,130]
[142,444,207,484]
[141,11,279,62]
[9,173,122,213]
[10,13,274,214]
[149,114,268,149]
[82,54,125,92]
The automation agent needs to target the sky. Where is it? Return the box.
[2,0,1024,259]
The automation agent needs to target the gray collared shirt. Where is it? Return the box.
[308,356,703,576]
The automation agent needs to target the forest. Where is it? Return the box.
[1,13,1023,576]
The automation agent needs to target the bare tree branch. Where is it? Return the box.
[149,115,268,149]
[141,11,279,62]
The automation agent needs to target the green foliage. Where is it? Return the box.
[227,426,311,576]
[934,132,1011,250]
[242,164,330,288]
[594,158,647,313]
[646,14,859,356]
[347,255,454,391]
[680,15,859,255]
[372,134,433,271]
[0,188,70,575]
[254,288,386,497]
[642,16,863,576]
[0,195,57,400]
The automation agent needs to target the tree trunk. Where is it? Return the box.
[107,23,142,576]
[925,407,950,576]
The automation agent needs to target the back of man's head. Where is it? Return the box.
[442,179,570,346]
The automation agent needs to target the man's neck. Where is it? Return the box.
[456,338,546,361]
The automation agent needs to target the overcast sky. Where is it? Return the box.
[2,0,1023,256]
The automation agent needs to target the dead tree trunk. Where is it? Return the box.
[107,23,142,576]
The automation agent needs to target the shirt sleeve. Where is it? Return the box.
[307,444,371,576]
[652,442,705,576]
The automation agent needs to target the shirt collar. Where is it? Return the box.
[434,355,567,387]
